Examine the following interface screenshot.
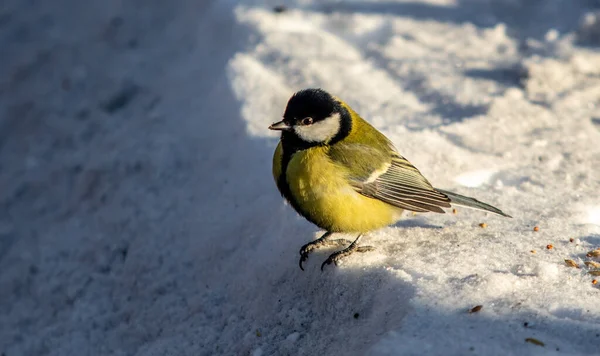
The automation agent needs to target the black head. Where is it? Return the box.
[284,88,338,124]
[269,88,351,149]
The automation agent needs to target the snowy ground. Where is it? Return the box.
[1,0,600,355]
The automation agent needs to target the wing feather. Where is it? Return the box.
[329,142,451,214]
[375,190,446,213]
[326,135,509,217]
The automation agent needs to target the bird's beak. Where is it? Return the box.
[268,120,291,131]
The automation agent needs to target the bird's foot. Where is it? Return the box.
[320,245,376,271]
[299,238,352,270]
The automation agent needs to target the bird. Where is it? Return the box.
[269,88,511,271]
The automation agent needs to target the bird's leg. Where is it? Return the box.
[321,234,375,271]
[298,231,352,271]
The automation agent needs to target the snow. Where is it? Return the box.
[1,0,599,355]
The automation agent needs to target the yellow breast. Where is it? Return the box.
[286,146,403,233]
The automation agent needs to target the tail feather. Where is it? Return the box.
[436,189,512,218]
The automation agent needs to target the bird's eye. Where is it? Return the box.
[302,117,313,125]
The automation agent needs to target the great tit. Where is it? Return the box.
[269,88,511,271]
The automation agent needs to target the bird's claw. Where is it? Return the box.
[320,245,375,271]
[299,252,309,271]
[298,238,352,270]
[298,242,318,271]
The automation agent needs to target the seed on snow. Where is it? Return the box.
[469,305,483,313]
[525,338,545,346]
[584,261,600,268]
[586,249,600,258]
[564,259,579,268]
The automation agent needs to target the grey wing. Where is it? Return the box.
[354,150,451,214]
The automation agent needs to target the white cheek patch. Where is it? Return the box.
[294,113,341,143]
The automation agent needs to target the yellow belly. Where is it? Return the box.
[286,147,403,233]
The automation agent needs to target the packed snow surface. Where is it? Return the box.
[1,0,600,355]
